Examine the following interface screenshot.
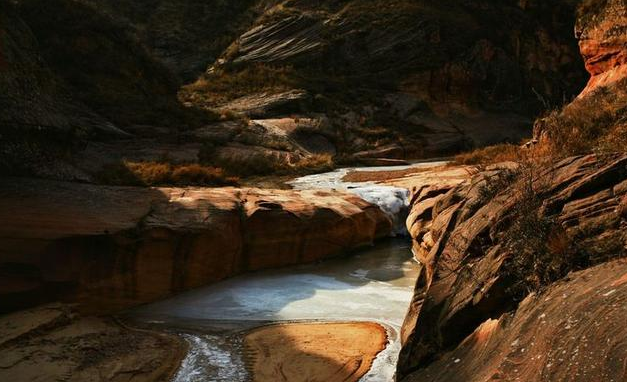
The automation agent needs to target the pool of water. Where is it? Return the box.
[124,162,446,381]
[126,238,419,381]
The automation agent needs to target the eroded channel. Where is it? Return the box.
[124,163,442,381]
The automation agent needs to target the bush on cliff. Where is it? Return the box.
[531,77,627,158]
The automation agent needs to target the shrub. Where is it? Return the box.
[499,162,582,299]
[534,78,627,157]
[180,64,297,107]
[203,149,334,178]
[97,161,239,187]
[452,143,523,166]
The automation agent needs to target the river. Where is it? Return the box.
[124,162,443,381]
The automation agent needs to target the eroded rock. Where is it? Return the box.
[398,154,627,379]
[0,178,391,314]
[0,304,185,382]
[403,259,627,382]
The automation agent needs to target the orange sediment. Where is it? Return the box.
[243,322,388,382]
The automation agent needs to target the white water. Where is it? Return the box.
[128,162,445,382]
[130,238,418,382]
[173,334,247,382]
[289,161,447,234]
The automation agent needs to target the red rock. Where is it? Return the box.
[0,178,391,314]
[398,154,627,380]
[576,0,627,97]
[403,259,627,382]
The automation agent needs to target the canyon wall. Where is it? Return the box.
[0,179,391,314]
[576,0,627,97]
[1,0,591,179]
[185,0,587,157]
[398,154,627,381]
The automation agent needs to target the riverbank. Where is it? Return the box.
[244,322,387,382]
[0,304,187,382]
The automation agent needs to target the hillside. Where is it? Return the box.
[1,0,590,183]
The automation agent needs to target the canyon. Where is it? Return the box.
[1,0,627,381]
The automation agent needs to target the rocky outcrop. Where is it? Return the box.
[220,90,311,118]
[576,0,627,97]
[196,0,588,157]
[0,178,391,314]
[398,154,627,380]
[402,259,627,382]
[0,303,185,382]
[532,0,627,154]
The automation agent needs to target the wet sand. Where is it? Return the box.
[244,322,387,382]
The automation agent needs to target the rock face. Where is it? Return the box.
[82,0,262,82]
[576,0,627,97]
[402,259,627,382]
[0,178,391,314]
[532,0,627,154]
[1,0,593,175]
[0,303,185,382]
[194,0,588,156]
[398,154,627,380]
[0,2,121,138]
[220,90,311,118]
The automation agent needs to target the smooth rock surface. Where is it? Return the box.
[0,178,391,314]
[398,154,627,380]
[403,259,627,382]
[0,304,185,382]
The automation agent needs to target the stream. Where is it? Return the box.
[125,162,443,381]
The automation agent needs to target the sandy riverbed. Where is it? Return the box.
[244,322,388,382]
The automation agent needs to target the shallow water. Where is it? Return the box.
[288,161,447,234]
[126,162,445,381]
[128,238,419,381]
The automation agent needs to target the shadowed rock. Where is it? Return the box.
[0,178,391,314]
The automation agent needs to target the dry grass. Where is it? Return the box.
[294,153,335,173]
[203,148,334,178]
[180,64,297,108]
[452,144,523,166]
[534,78,627,157]
[342,167,432,183]
[97,161,239,187]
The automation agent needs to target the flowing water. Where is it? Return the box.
[125,162,444,381]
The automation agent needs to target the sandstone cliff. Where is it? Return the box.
[533,0,627,156]
[0,178,391,314]
[397,154,627,380]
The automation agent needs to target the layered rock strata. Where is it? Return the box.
[398,154,627,380]
[0,178,391,314]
